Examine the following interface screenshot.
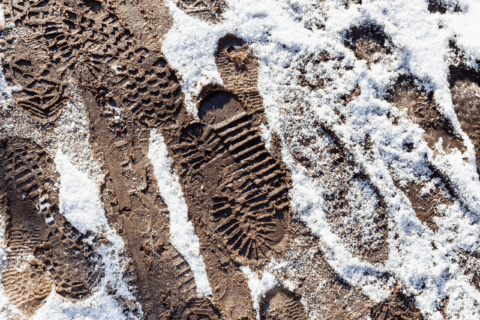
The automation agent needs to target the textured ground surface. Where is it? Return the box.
[1,0,480,319]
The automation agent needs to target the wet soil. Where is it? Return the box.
[449,67,480,174]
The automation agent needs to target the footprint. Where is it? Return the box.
[369,288,423,320]
[260,285,307,320]
[0,137,102,314]
[215,35,390,265]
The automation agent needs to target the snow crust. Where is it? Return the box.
[162,0,480,318]
[147,128,212,297]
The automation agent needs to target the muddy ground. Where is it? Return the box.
[0,0,479,319]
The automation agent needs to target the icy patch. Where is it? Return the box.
[55,150,108,234]
[241,266,278,320]
[148,128,212,297]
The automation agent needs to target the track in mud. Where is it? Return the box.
[0,137,101,314]
[1,0,480,319]
[0,0,289,318]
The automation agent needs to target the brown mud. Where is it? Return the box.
[0,137,101,314]
[369,288,424,320]
[1,0,218,318]
[173,0,227,22]
[449,66,480,175]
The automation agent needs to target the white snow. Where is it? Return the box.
[55,150,108,234]
[148,128,212,297]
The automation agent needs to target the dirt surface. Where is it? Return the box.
[370,288,424,320]
[1,0,480,319]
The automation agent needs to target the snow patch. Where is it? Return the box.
[55,150,108,234]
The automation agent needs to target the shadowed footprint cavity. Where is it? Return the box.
[200,91,245,124]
